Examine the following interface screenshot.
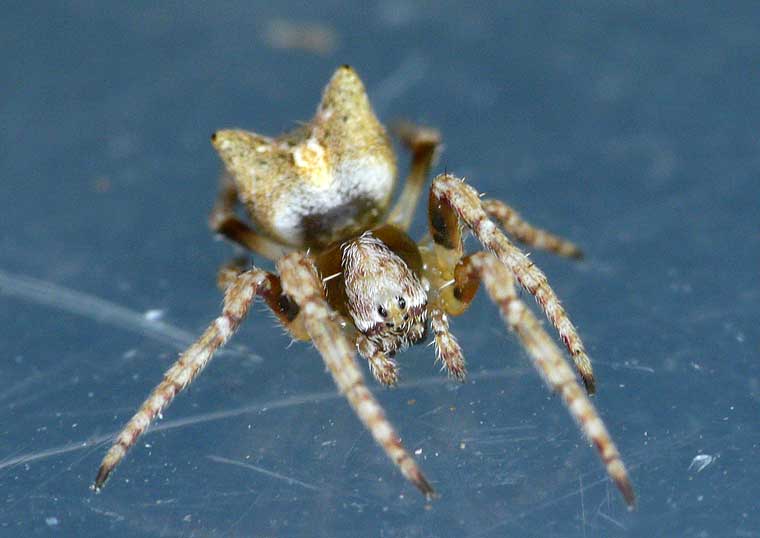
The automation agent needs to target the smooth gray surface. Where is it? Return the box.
[2,2,758,537]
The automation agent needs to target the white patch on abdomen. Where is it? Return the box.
[272,157,394,244]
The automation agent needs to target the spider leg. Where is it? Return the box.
[483,199,583,259]
[429,173,596,394]
[385,121,441,231]
[450,252,635,506]
[93,267,300,491]
[209,172,292,261]
[428,299,466,381]
[277,252,435,498]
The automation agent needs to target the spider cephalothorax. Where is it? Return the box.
[342,232,428,355]
[95,66,635,508]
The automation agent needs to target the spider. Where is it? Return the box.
[93,65,634,507]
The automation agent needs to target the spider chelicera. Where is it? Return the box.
[93,65,634,507]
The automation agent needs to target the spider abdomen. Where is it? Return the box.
[269,155,395,247]
[212,66,397,248]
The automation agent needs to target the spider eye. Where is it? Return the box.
[397,297,406,309]
[377,305,388,318]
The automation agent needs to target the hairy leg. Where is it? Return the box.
[453,252,634,507]
[385,122,441,230]
[429,174,596,394]
[209,172,292,261]
[93,267,301,491]
[482,199,583,259]
[427,298,466,381]
[277,252,434,498]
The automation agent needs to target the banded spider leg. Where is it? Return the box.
[425,173,635,507]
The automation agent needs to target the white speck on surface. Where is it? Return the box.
[45,517,59,527]
[689,454,715,473]
[143,309,165,321]
[414,448,423,455]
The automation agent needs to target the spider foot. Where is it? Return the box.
[444,360,467,383]
[92,465,109,493]
[411,468,437,500]
[356,334,402,387]
[430,308,467,382]
[578,358,596,395]
[368,354,399,387]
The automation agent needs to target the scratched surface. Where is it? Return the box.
[2,2,759,537]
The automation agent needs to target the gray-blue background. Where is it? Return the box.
[2,2,758,537]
